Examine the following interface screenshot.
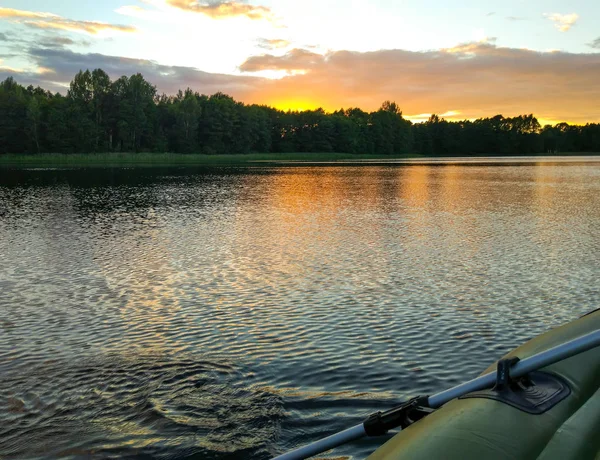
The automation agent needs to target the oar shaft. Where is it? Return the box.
[273,424,366,460]
[428,329,600,408]
[274,328,600,460]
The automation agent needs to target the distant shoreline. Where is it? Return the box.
[1,152,599,167]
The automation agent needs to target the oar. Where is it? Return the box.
[274,328,600,460]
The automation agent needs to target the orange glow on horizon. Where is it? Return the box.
[261,103,584,126]
[269,98,323,112]
[537,118,580,127]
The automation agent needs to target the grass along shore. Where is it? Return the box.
[0,151,597,167]
[0,152,425,166]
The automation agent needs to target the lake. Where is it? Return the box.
[1,157,599,459]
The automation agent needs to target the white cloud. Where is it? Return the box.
[0,6,137,35]
[544,13,579,32]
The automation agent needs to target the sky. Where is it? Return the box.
[0,0,599,124]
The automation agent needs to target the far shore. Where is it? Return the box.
[0,152,599,167]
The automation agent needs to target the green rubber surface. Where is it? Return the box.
[368,310,600,460]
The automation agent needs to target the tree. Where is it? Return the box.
[26,97,41,153]
[91,69,112,150]
[168,88,201,153]
[199,92,238,154]
[0,77,28,154]
[0,69,598,156]
[111,74,156,152]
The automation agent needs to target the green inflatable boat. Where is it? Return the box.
[369,309,600,460]
[276,309,600,460]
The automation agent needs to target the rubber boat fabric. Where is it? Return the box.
[368,309,600,460]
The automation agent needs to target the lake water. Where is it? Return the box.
[1,157,599,459]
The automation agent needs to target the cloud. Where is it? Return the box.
[164,1,273,21]
[257,38,291,50]
[506,16,527,21]
[240,48,323,72]
[41,35,92,48]
[0,67,68,93]
[0,31,30,48]
[0,27,92,65]
[0,7,137,35]
[0,65,25,74]
[544,13,579,32]
[21,47,261,96]
[588,37,600,50]
[46,36,77,46]
[0,29,90,50]
[236,44,600,123]
[0,8,52,19]
[5,43,600,124]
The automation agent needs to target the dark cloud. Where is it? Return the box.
[588,37,600,50]
[5,43,600,124]
[24,47,261,96]
[0,29,91,52]
[47,36,76,46]
[0,67,66,93]
[43,35,91,48]
[0,31,29,47]
[486,12,495,17]
[0,68,25,77]
[165,1,273,21]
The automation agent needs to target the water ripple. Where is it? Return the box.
[0,161,599,458]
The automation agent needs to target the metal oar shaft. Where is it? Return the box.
[273,424,366,460]
[274,328,600,460]
[428,329,600,407]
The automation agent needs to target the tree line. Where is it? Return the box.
[1,69,599,155]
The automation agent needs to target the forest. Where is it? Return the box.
[1,69,599,156]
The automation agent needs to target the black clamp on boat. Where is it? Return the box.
[363,395,435,436]
[460,356,571,414]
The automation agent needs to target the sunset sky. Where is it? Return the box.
[0,0,599,124]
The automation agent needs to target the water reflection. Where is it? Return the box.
[1,161,599,459]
